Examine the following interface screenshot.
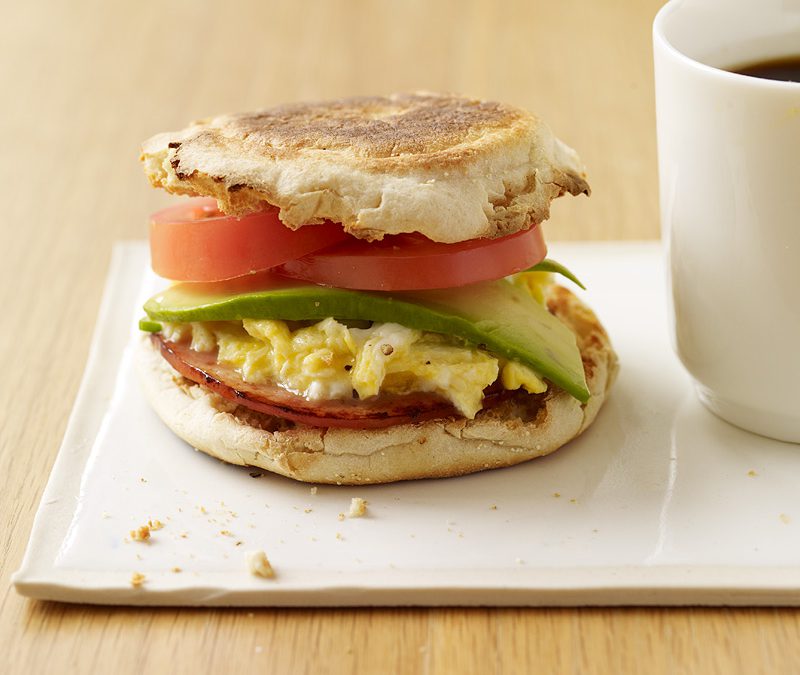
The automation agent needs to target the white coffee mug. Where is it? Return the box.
[653,0,800,443]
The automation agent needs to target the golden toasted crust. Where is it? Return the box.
[141,93,589,243]
[136,286,617,485]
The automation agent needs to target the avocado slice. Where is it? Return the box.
[143,273,589,402]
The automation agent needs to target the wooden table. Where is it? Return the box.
[2,1,798,672]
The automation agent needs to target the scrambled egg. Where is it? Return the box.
[508,270,554,305]
[162,275,551,419]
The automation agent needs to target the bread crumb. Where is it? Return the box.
[171,567,182,573]
[552,492,561,498]
[220,530,233,537]
[246,550,275,579]
[489,505,497,510]
[335,532,343,540]
[349,497,368,518]
[130,572,146,587]
[198,505,207,514]
[304,508,313,514]
[748,470,758,477]
[148,519,165,531]
[780,513,791,524]
[130,525,151,542]
[569,498,577,504]
[310,487,318,495]
[180,531,188,539]
[337,513,345,521]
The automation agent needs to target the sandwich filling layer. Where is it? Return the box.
[145,271,566,422]
[160,316,546,419]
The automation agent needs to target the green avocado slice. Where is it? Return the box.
[143,273,590,402]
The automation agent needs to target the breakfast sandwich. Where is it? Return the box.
[137,93,618,485]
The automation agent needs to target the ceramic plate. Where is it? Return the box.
[13,241,800,606]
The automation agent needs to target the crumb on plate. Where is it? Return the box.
[349,497,368,518]
[130,572,146,587]
[246,550,276,579]
[130,525,151,542]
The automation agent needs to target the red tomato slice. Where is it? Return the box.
[150,197,349,281]
[275,226,547,291]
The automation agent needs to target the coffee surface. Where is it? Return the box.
[731,55,800,82]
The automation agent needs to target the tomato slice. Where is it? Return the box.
[275,227,548,291]
[150,197,349,281]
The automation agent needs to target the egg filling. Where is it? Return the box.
[160,273,553,419]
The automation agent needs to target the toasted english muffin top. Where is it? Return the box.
[142,93,589,243]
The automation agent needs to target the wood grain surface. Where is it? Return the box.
[2,1,799,673]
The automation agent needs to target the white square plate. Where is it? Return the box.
[13,241,800,606]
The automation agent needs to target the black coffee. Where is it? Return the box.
[731,56,800,82]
